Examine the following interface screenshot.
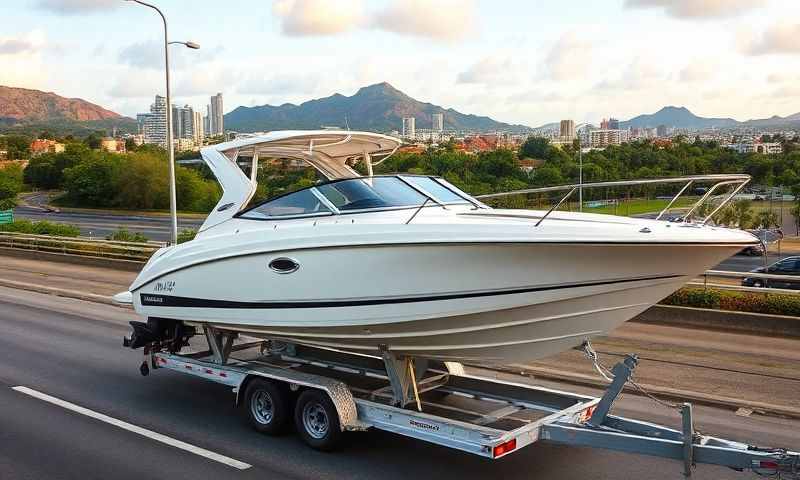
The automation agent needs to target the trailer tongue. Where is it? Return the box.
[132,327,799,478]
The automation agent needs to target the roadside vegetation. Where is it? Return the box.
[0,219,80,236]
[0,163,24,210]
[662,287,800,317]
[106,227,149,243]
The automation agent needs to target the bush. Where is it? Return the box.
[661,287,800,317]
[106,227,148,243]
[0,219,80,237]
[0,163,23,208]
[177,228,197,244]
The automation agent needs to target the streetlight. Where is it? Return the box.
[125,0,200,245]
[573,123,589,212]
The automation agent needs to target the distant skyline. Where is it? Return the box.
[1,0,799,126]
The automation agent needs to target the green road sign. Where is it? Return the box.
[0,209,12,225]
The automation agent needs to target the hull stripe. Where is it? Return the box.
[139,274,682,309]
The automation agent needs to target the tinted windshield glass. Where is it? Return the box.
[240,189,331,219]
[401,176,467,203]
[317,177,426,211]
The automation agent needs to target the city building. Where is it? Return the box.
[402,117,415,138]
[600,118,609,129]
[589,129,629,148]
[608,118,620,130]
[193,110,204,144]
[100,137,126,154]
[0,149,7,160]
[656,125,669,137]
[208,93,224,136]
[29,139,65,156]
[559,119,575,140]
[174,138,196,152]
[727,142,782,155]
[432,113,444,132]
[141,95,168,148]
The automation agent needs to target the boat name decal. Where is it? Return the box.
[141,295,164,303]
[409,419,439,431]
[154,281,176,292]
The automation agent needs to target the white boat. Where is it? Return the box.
[118,131,758,365]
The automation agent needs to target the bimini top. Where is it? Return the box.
[199,130,402,232]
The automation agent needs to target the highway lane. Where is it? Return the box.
[0,287,798,480]
[12,205,204,242]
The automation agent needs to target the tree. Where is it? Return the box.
[62,155,121,206]
[754,210,779,229]
[519,137,551,159]
[84,132,102,150]
[0,164,23,210]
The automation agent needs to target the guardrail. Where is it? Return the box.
[0,231,165,262]
[691,269,800,295]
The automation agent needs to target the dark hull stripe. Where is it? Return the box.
[139,274,682,309]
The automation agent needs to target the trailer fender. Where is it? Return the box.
[236,371,368,431]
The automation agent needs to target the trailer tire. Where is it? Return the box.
[244,378,291,435]
[294,389,342,451]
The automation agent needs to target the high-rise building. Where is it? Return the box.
[559,119,575,139]
[600,118,609,130]
[432,113,444,132]
[656,125,668,137]
[142,95,167,148]
[208,93,224,136]
[608,118,620,130]
[402,117,415,138]
[193,110,204,144]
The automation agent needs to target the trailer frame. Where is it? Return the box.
[138,328,799,478]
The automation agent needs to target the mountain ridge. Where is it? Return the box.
[620,105,800,129]
[224,82,532,133]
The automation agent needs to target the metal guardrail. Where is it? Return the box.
[0,231,164,262]
[476,174,751,227]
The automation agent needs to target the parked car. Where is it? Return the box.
[736,244,765,256]
[742,256,800,290]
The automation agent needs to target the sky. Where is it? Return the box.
[1,0,800,127]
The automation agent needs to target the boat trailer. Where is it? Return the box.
[133,327,799,478]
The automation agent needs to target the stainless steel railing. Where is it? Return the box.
[476,174,751,227]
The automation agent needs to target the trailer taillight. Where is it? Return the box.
[493,439,516,458]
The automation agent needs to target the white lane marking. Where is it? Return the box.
[11,386,251,470]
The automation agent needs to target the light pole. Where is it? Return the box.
[125,0,199,245]
[573,123,589,212]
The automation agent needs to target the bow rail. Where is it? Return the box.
[476,174,751,227]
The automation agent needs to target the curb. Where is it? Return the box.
[490,364,800,420]
[0,278,120,307]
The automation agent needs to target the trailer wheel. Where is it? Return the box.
[244,378,291,435]
[294,389,341,451]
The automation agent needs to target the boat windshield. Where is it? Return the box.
[316,177,426,211]
[238,176,476,220]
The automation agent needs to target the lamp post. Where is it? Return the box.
[125,0,199,245]
[573,123,589,212]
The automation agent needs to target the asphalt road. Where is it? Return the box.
[0,287,797,480]
[12,205,204,242]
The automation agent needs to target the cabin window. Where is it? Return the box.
[240,189,332,219]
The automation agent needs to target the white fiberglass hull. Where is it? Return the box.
[130,241,744,365]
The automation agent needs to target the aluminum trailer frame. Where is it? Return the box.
[138,333,799,478]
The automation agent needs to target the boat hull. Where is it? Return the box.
[131,242,742,365]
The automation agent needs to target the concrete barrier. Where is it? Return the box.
[633,304,800,338]
[0,247,145,272]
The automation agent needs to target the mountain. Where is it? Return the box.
[225,82,531,133]
[0,85,136,134]
[620,106,738,129]
[620,105,800,129]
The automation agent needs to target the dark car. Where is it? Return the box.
[736,244,765,256]
[742,256,800,289]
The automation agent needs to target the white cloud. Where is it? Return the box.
[271,0,476,41]
[107,70,161,98]
[457,57,522,85]
[739,23,800,55]
[36,0,119,15]
[545,33,592,81]
[679,59,718,82]
[0,39,38,55]
[625,0,768,20]
[373,0,476,42]
[237,72,319,96]
[272,0,365,36]
[118,40,163,69]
